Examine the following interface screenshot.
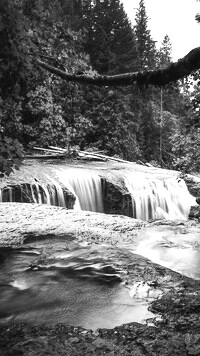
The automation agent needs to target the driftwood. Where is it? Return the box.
[33,147,66,154]
[24,147,67,159]
[48,146,67,152]
[79,150,135,163]
[25,154,66,159]
[27,146,138,164]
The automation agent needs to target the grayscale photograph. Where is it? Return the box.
[0,0,200,355]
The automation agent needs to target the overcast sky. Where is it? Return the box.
[121,0,200,61]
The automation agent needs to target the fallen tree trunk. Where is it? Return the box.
[24,154,66,159]
[79,150,135,163]
[48,146,67,152]
[33,147,66,154]
[36,47,200,87]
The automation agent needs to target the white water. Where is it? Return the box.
[45,174,66,207]
[0,167,196,221]
[0,182,66,207]
[124,173,195,221]
[135,227,200,280]
[55,168,103,212]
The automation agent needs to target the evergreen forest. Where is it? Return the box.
[1,0,200,176]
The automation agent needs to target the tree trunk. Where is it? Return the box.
[36,47,200,87]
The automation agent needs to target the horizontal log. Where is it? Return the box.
[48,146,67,152]
[36,47,200,87]
[33,147,67,154]
[79,151,134,163]
[25,154,66,159]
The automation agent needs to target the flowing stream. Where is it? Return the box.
[135,226,200,280]
[0,238,156,330]
[0,162,198,330]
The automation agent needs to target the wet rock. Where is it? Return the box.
[102,179,133,217]
[182,173,200,197]
[0,321,196,356]
[189,205,200,219]
[196,196,200,205]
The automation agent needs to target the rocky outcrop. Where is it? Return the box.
[0,161,76,208]
[0,202,145,246]
[189,205,200,219]
[102,179,133,217]
[181,173,200,197]
[181,174,200,219]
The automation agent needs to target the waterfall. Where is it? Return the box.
[0,182,66,207]
[0,166,196,221]
[55,168,103,212]
[124,173,195,221]
[44,175,66,207]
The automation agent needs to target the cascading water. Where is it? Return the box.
[124,173,195,221]
[44,174,66,207]
[0,163,196,221]
[0,182,66,207]
[55,168,103,212]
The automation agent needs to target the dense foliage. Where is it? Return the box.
[0,0,199,175]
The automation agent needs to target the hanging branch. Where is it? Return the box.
[36,47,200,87]
[159,88,163,165]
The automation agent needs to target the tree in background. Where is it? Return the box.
[82,0,137,74]
[157,34,172,68]
[0,0,33,175]
[78,0,140,159]
[0,0,95,155]
[134,0,156,70]
[1,0,200,175]
[130,0,159,162]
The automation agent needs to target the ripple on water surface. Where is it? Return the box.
[0,238,155,330]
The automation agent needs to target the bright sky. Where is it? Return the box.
[121,0,200,61]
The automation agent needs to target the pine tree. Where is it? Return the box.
[157,34,172,68]
[134,0,156,70]
[82,0,137,74]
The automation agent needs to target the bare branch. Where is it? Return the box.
[36,47,200,86]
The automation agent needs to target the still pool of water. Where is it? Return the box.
[0,239,155,330]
